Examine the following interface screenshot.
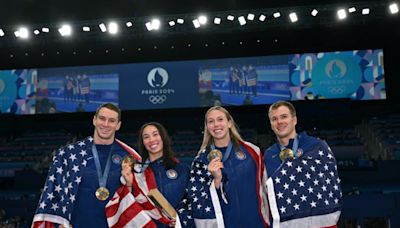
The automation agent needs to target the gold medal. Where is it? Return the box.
[95,187,110,201]
[279,148,294,161]
[123,155,136,166]
[123,154,137,172]
[208,149,223,162]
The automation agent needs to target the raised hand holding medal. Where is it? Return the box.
[121,155,136,188]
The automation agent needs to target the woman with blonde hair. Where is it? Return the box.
[188,106,269,227]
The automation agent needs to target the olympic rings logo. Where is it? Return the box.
[149,95,167,104]
[328,86,345,94]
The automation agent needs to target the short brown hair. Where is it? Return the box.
[268,100,296,118]
[95,103,121,121]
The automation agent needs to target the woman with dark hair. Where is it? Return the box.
[138,122,178,171]
[136,122,192,227]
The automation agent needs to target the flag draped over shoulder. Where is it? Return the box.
[105,155,176,228]
[32,137,141,228]
[32,136,94,228]
[187,140,269,228]
[266,141,342,228]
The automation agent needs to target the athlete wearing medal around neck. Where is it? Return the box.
[264,100,342,227]
[187,106,269,227]
[32,103,136,228]
[122,122,191,228]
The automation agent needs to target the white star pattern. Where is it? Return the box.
[269,144,342,222]
[75,176,82,184]
[80,149,87,157]
[69,153,77,162]
[49,175,56,182]
[51,203,59,211]
[55,185,62,193]
[70,194,76,203]
[72,165,79,173]
[39,202,46,209]
[56,167,63,174]
[33,138,95,222]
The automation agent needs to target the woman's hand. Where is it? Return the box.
[207,157,224,188]
[121,160,133,190]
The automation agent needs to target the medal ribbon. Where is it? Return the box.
[279,134,299,157]
[92,144,113,189]
[211,141,233,162]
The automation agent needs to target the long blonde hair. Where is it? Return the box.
[200,106,243,151]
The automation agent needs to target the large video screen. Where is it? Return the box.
[0,49,385,115]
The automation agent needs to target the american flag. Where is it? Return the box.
[32,137,141,228]
[185,141,269,228]
[266,142,342,228]
[106,158,177,227]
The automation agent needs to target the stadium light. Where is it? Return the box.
[289,12,298,22]
[198,16,207,25]
[0,29,4,37]
[273,12,281,18]
[389,3,399,14]
[126,21,133,27]
[15,27,29,39]
[362,8,370,15]
[151,19,161,30]
[348,7,356,13]
[259,14,266,21]
[108,22,118,34]
[238,16,247,25]
[99,23,107,32]
[247,13,255,21]
[227,15,235,21]
[311,9,318,16]
[192,19,200,28]
[337,9,347,20]
[58,25,72,36]
[214,17,221,24]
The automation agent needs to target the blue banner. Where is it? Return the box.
[0,49,386,115]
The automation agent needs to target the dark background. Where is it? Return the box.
[0,0,399,227]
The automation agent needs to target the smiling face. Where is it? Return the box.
[269,105,297,145]
[93,107,121,144]
[142,124,164,161]
[206,109,232,146]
